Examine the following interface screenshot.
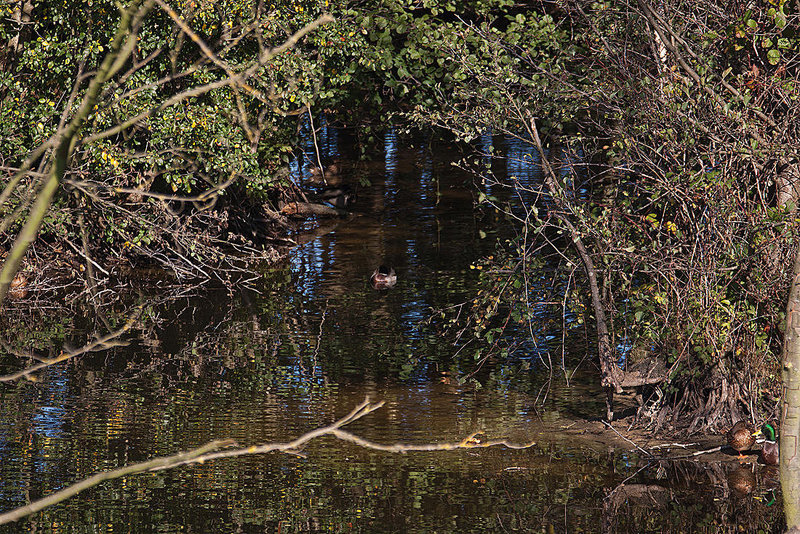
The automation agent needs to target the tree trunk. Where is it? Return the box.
[782,245,800,529]
[526,118,621,419]
[2,0,34,70]
[777,159,800,209]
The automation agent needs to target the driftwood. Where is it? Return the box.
[280,201,349,218]
[0,398,535,525]
[618,358,668,388]
[608,358,670,421]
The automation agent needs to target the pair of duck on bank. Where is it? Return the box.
[728,421,778,465]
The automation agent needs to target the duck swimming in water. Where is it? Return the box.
[370,266,397,289]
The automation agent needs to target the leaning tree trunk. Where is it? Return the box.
[526,118,621,419]
[782,245,800,529]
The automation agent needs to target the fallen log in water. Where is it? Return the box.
[280,201,350,218]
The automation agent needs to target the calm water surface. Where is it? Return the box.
[0,129,784,532]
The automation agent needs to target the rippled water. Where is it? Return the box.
[0,126,785,532]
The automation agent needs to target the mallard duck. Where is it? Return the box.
[755,423,779,465]
[727,465,756,496]
[370,265,396,290]
[727,421,757,459]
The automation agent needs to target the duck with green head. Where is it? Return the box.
[755,423,779,465]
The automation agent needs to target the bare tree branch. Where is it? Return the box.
[0,439,231,525]
[0,307,141,382]
[0,398,535,526]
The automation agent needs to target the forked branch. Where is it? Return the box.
[0,398,535,525]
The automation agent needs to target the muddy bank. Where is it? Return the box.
[545,415,736,462]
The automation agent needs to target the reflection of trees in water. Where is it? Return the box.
[602,460,784,533]
[0,285,788,531]
[0,284,282,445]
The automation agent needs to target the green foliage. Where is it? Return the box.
[0,0,350,263]
[1,0,796,425]
[397,0,799,424]
[0,0,593,270]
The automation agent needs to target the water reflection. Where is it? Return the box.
[32,365,68,440]
[384,127,398,202]
[0,130,786,532]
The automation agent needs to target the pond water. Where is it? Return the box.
[0,127,785,532]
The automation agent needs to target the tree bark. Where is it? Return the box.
[783,246,800,529]
[777,160,800,209]
[2,0,34,70]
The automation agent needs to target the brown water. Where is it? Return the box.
[0,128,785,532]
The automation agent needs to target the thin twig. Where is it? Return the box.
[602,420,654,458]
[0,307,142,382]
[307,105,326,184]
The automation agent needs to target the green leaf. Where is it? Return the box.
[768,49,781,65]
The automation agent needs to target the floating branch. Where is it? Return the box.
[0,398,535,525]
